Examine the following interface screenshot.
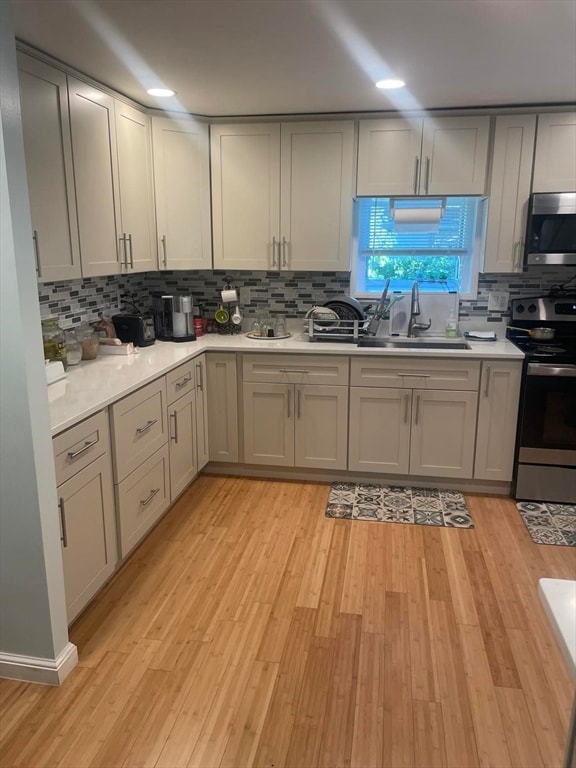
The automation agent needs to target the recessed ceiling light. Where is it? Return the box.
[376,79,406,90]
[147,88,176,97]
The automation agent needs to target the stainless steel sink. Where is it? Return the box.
[357,337,471,350]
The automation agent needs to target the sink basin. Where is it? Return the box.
[358,337,471,350]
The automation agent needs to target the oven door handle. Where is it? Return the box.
[527,363,576,377]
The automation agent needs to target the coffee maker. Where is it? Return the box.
[152,294,196,342]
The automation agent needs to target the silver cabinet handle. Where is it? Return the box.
[513,240,523,271]
[58,498,68,548]
[136,418,157,435]
[140,488,160,507]
[279,369,310,374]
[196,363,204,391]
[287,387,292,418]
[32,230,41,278]
[170,411,178,443]
[128,233,134,268]
[161,235,167,268]
[282,236,288,268]
[424,156,430,194]
[413,157,420,194]
[415,394,421,425]
[484,366,491,398]
[404,393,410,424]
[272,236,278,268]
[67,438,98,460]
[119,233,128,268]
[175,376,192,391]
[401,373,430,378]
[297,388,302,419]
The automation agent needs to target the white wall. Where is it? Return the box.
[0,0,71,671]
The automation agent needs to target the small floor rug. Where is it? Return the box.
[326,482,474,528]
[516,501,576,546]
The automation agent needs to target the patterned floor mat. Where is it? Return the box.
[325,482,473,528]
[516,501,576,546]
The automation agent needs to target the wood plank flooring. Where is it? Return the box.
[1,476,574,768]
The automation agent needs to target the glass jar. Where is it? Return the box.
[41,318,67,369]
[64,329,82,366]
[76,323,100,360]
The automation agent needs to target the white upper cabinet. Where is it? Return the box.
[68,77,122,277]
[152,115,212,270]
[211,121,354,271]
[114,101,157,273]
[357,116,490,196]
[532,112,576,192]
[17,54,81,282]
[484,115,536,273]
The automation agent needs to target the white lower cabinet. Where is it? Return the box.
[474,361,522,481]
[243,383,348,469]
[194,356,210,471]
[168,387,197,500]
[349,357,480,480]
[116,445,170,558]
[53,410,117,624]
[207,353,239,463]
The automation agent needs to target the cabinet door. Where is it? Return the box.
[295,385,349,470]
[356,118,423,196]
[194,356,210,471]
[281,121,354,270]
[68,77,121,277]
[207,353,239,463]
[348,387,411,474]
[532,112,576,193]
[474,362,522,481]
[484,115,536,273]
[58,453,117,623]
[422,116,490,195]
[243,383,293,466]
[18,54,81,282]
[152,115,212,270]
[410,389,477,479]
[168,388,197,500]
[115,101,157,272]
[211,123,280,270]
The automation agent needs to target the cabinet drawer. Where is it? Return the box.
[111,378,167,482]
[166,360,196,405]
[116,444,170,559]
[350,357,480,391]
[53,410,110,486]
[243,354,349,385]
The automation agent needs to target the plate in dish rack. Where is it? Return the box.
[246,332,292,340]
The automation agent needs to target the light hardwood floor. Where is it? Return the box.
[1,475,574,768]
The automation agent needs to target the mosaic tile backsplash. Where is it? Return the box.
[38,267,576,328]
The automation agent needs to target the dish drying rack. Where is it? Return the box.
[304,317,369,343]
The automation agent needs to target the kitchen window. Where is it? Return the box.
[352,196,487,299]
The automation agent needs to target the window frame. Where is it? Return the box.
[350,196,487,301]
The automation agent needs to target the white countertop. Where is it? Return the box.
[538,578,576,679]
[47,331,523,436]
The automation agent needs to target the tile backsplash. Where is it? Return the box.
[38,267,576,328]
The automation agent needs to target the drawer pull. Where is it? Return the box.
[287,387,292,418]
[278,369,310,374]
[67,438,98,460]
[175,376,192,391]
[401,373,430,378]
[404,393,410,424]
[58,498,68,548]
[297,389,302,419]
[136,419,158,435]
[484,366,491,398]
[170,412,178,444]
[140,488,160,507]
[196,363,204,392]
[415,394,421,425]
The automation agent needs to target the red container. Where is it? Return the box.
[193,317,204,337]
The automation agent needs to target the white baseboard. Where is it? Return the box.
[203,463,511,496]
[0,641,78,686]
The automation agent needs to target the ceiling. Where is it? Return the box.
[12,0,576,117]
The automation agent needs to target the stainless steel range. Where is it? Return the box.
[507,293,576,504]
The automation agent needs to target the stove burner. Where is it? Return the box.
[531,344,567,356]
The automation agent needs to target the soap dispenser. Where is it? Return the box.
[445,312,458,338]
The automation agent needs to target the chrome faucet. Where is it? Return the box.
[407,282,432,337]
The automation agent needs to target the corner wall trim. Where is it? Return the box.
[0,641,78,685]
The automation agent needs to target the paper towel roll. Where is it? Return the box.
[394,206,442,233]
[221,289,238,303]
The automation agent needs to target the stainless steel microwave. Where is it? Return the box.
[525,192,576,266]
